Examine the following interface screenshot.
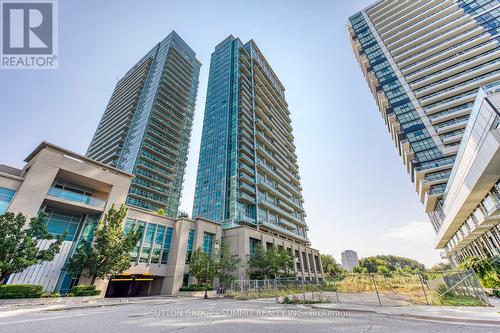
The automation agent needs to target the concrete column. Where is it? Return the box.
[305,250,312,278]
[8,157,59,219]
[161,219,190,296]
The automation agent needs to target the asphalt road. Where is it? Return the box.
[0,298,497,333]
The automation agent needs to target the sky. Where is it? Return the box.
[0,0,443,267]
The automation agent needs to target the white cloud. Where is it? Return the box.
[385,221,435,245]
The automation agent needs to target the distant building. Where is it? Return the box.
[341,250,359,272]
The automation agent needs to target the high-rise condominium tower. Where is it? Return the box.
[87,31,201,217]
[192,36,309,243]
[348,0,500,263]
[341,250,359,272]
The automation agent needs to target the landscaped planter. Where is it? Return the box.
[177,290,217,298]
[0,295,102,309]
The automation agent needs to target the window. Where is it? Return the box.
[182,273,190,287]
[0,187,16,215]
[203,232,214,255]
[140,223,156,263]
[161,227,173,264]
[302,252,309,272]
[151,225,165,264]
[123,219,146,261]
[249,237,260,256]
[185,229,195,263]
[44,208,82,241]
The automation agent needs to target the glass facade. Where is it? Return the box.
[192,36,309,243]
[124,218,173,265]
[0,187,15,214]
[349,0,499,210]
[350,0,500,262]
[185,229,195,263]
[44,208,83,241]
[87,31,201,217]
[203,232,214,255]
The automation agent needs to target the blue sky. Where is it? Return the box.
[0,0,442,267]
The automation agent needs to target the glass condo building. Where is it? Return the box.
[87,31,201,217]
[192,36,309,243]
[348,0,500,263]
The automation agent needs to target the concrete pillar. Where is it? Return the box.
[8,156,59,219]
[161,219,190,296]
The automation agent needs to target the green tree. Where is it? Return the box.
[458,256,500,288]
[0,212,64,283]
[248,246,294,279]
[189,247,217,285]
[216,241,241,287]
[428,262,452,272]
[320,254,346,276]
[156,208,166,216]
[65,205,142,285]
[353,255,425,274]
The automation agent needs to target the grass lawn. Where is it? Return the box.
[438,295,487,306]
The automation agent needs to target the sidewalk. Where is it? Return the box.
[0,295,175,314]
[310,298,500,325]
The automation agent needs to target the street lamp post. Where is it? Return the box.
[204,239,220,299]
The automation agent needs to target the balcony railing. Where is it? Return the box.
[47,187,106,208]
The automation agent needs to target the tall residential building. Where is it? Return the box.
[348,0,500,264]
[86,31,201,217]
[341,250,359,272]
[192,36,309,243]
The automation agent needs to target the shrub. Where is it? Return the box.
[70,285,101,296]
[0,292,25,299]
[179,284,212,292]
[493,289,500,298]
[0,284,43,298]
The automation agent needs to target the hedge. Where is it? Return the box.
[70,285,101,296]
[179,284,213,292]
[0,284,43,298]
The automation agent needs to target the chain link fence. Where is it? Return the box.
[226,270,490,307]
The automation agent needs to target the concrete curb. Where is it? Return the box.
[398,313,500,326]
[309,305,500,325]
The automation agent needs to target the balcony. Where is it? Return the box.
[237,213,256,225]
[484,193,500,218]
[238,192,256,204]
[239,162,255,176]
[258,219,309,243]
[240,182,256,194]
[47,187,106,208]
[258,198,305,227]
[239,172,255,185]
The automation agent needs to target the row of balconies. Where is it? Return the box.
[407,39,498,86]
[399,27,486,72]
[395,21,478,64]
[373,0,421,31]
[446,188,500,252]
[258,219,309,243]
[381,0,455,42]
[386,6,463,53]
[258,198,305,227]
[418,65,500,106]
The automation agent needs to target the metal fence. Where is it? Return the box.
[426,269,491,306]
[227,270,490,307]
